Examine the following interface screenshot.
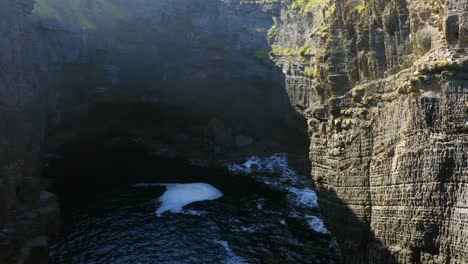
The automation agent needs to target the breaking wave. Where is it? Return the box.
[227,153,329,235]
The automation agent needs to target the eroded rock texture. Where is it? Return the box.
[271,0,467,262]
[0,0,59,263]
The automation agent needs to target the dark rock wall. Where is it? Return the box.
[32,0,309,166]
[271,0,467,262]
[0,0,59,263]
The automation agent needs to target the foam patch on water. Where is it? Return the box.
[287,187,318,208]
[180,209,208,216]
[305,215,330,234]
[154,183,223,216]
[227,154,317,209]
[227,154,331,237]
[228,153,297,179]
[214,240,248,264]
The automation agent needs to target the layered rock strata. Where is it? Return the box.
[270,0,467,262]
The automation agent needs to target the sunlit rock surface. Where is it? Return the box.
[271,0,467,262]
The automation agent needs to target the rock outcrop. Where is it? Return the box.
[270,0,467,262]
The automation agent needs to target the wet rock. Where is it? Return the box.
[0,235,13,264]
[19,236,49,264]
[16,177,40,204]
[235,135,254,148]
[205,119,234,150]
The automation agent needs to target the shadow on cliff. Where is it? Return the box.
[317,186,400,264]
[35,0,311,173]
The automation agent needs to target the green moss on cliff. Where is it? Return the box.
[291,0,329,14]
[255,49,269,59]
[305,66,314,76]
[427,59,450,67]
[355,5,366,14]
[271,44,313,57]
[268,24,278,39]
[64,0,97,29]
[76,14,97,30]
[271,47,300,56]
[298,45,312,56]
[33,0,62,21]
[96,0,127,20]
[33,0,127,30]
[304,65,319,78]
[291,0,319,13]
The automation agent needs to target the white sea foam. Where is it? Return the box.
[240,226,257,233]
[287,187,318,208]
[305,215,330,234]
[227,153,296,179]
[256,198,265,210]
[180,209,207,216]
[227,154,332,238]
[214,240,248,264]
[227,154,318,209]
[154,183,223,216]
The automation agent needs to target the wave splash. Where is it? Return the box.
[227,153,329,235]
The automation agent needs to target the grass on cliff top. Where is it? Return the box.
[291,0,324,13]
[95,0,128,20]
[33,0,127,30]
[33,0,62,21]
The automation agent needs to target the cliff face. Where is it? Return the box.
[31,0,310,167]
[2,0,467,262]
[0,0,59,263]
[271,0,467,262]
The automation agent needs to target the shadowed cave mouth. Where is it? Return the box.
[43,137,339,263]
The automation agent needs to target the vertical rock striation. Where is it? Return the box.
[0,0,59,263]
[271,0,467,262]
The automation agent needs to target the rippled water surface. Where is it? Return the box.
[46,141,338,263]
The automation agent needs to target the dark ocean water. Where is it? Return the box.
[45,140,338,264]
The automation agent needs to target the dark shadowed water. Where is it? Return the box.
[45,139,338,264]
